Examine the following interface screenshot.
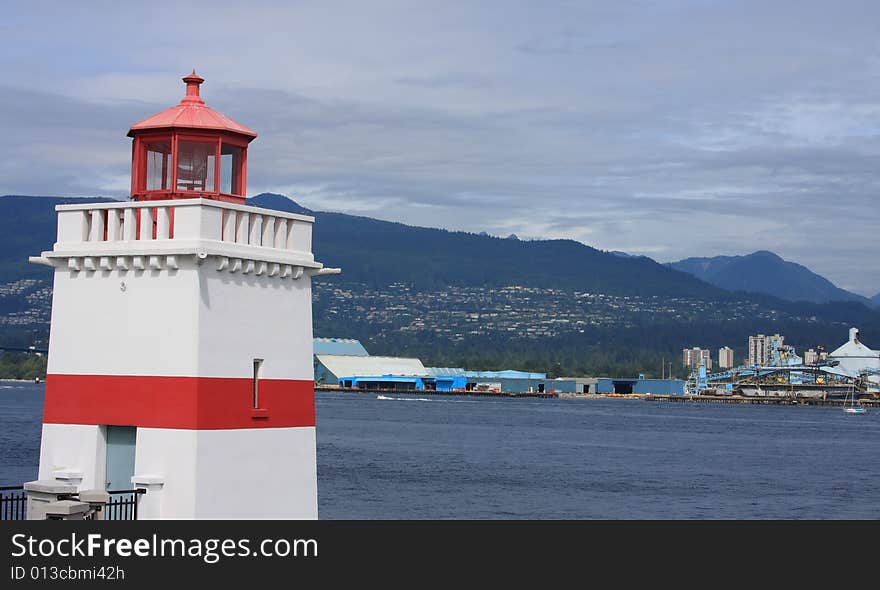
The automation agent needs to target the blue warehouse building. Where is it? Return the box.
[313,337,683,395]
[595,377,686,395]
[424,367,469,391]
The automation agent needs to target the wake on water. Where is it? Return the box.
[374,395,500,404]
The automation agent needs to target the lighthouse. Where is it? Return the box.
[28,72,337,519]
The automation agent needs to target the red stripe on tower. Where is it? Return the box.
[43,374,315,429]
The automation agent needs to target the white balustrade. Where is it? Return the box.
[53,199,313,254]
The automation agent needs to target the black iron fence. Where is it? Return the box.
[103,489,146,520]
[59,488,146,520]
[0,486,27,520]
[1,487,146,520]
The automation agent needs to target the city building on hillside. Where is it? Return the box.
[803,348,819,365]
[718,346,734,369]
[682,347,712,370]
[748,333,784,366]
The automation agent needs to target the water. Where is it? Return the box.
[3,384,879,519]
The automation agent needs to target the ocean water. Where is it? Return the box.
[2,383,879,519]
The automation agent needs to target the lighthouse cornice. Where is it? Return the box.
[35,241,321,268]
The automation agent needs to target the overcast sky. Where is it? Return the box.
[2,0,879,295]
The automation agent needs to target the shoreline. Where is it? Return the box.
[557,392,880,407]
[5,382,876,407]
[318,387,878,407]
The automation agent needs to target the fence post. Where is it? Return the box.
[78,489,110,521]
[23,480,77,520]
[131,476,163,519]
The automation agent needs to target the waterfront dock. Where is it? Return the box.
[318,386,880,407]
[316,386,559,399]
[560,392,880,407]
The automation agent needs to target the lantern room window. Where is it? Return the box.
[128,72,256,203]
[220,143,244,195]
[145,140,172,191]
[177,140,216,192]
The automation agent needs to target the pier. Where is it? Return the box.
[316,386,559,399]
[316,386,880,406]
[560,392,880,407]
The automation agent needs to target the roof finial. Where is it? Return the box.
[181,70,205,104]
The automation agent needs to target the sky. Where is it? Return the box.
[2,0,879,295]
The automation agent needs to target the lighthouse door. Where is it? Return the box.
[105,426,137,490]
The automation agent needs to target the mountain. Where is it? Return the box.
[609,250,654,262]
[669,250,874,306]
[301,209,726,297]
[873,293,880,305]
[0,195,118,282]
[2,193,879,377]
[248,192,313,216]
[0,193,722,298]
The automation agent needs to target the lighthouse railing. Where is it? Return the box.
[53,198,314,256]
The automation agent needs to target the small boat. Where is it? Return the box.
[843,384,866,414]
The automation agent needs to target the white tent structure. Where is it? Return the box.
[314,354,428,385]
[827,327,880,390]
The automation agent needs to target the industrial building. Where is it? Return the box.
[424,367,469,391]
[827,327,880,392]
[314,351,427,388]
[595,377,686,395]
[312,338,565,393]
[689,327,880,398]
[312,338,686,396]
[556,377,598,394]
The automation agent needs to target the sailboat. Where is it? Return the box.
[844,382,866,414]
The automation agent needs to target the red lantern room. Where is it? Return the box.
[127,71,257,204]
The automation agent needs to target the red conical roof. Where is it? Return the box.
[127,71,257,139]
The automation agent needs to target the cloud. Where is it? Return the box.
[2,0,880,295]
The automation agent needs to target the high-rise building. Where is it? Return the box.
[804,349,819,365]
[748,334,785,366]
[748,335,766,366]
[718,346,734,369]
[683,347,712,370]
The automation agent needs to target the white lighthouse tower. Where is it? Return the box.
[28,72,337,519]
